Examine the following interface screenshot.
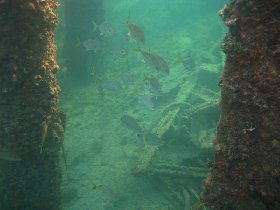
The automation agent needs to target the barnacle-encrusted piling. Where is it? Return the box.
[62,0,104,87]
[0,1,64,209]
[201,0,280,209]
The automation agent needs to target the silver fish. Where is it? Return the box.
[144,77,162,97]
[0,151,21,161]
[93,21,113,37]
[82,39,103,52]
[97,79,122,96]
[121,114,143,137]
[138,95,154,110]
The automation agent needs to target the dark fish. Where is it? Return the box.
[152,53,170,74]
[144,77,162,97]
[121,114,143,137]
[136,48,169,74]
[127,22,145,44]
[138,95,154,110]
[0,151,21,161]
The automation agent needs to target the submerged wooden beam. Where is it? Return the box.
[201,0,280,209]
[0,1,64,209]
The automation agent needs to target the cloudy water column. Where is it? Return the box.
[62,0,105,87]
[201,0,280,209]
[0,1,65,209]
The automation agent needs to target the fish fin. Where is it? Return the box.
[133,45,141,52]
[92,20,98,32]
[127,10,131,23]
[62,144,68,172]
[39,121,48,154]
[142,72,149,82]
[173,55,183,66]
[122,10,131,26]
[142,132,147,147]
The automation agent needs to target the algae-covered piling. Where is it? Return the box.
[0,1,64,209]
[201,0,280,209]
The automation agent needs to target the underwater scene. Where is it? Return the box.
[2,1,280,209]
[56,0,227,209]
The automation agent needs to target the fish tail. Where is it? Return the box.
[143,72,148,81]
[62,143,68,172]
[122,13,129,26]
[133,45,141,52]
[141,132,147,147]
[127,10,131,23]
[92,20,98,32]
[39,121,48,154]
[174,55,183,66]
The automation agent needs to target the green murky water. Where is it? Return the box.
[56,0,227,209]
